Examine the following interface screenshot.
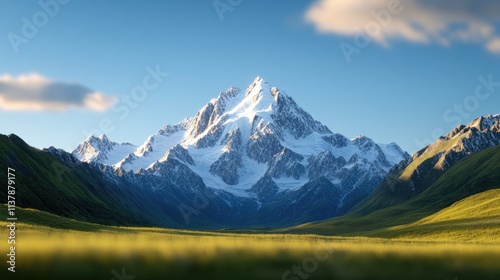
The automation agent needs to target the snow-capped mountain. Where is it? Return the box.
[351,114,500,216]
[401,114,500,192]
[73,77,409,225]
[73,135,136,166]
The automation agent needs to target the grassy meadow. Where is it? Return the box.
[2,201,500,280]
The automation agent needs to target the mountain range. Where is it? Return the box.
[291,113,500,235]
[1,77,498,231]
[71,77,408,226]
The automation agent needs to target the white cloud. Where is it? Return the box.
[0,73,117,112]
[305,0,500,53]
[487,38,500,54]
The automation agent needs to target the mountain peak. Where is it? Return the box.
[98,134,109,142]
[253,75,266,84]
[85,134,109,143]
[73,77,409,204]
[444,113,500,140]
[401,113,500,182]
[467,114,500,131]
[73,134,136,165]
[246,76,274,97]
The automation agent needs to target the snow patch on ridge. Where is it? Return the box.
[72,76,409,197]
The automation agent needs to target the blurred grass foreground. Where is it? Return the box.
[1,205,500,280]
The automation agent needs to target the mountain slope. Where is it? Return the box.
[404,188,500,227]
[375,188,500,241]
[73,134,136,165]
[352,114,500,216]
[287,142,500,235]
[72,77,408,224]
[0,133,201,228]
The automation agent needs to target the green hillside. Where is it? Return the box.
[2,204,500,280]
[0,204,115,231]
[288,145,500,236]
[0,134,178,227]
[412,189,500,224]
[353,125,498,216]
[378,189,500,241]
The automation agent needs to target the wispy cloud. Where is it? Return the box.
[487,38,500,54]
[0,73,117,112]
[305,0,500,53]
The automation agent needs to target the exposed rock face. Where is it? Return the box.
[72,77,410,226]
[401,114,500,195]
[210,129,243,185]
[266,148,305,180]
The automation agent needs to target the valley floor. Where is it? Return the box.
[1,206,500,280]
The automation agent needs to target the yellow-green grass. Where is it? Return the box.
[289,189,500,242]
[409,189,500,226]
[376,189,500,241]
[297,146,500,238]
[2,206,500,280]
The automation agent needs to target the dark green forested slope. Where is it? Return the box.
[0,134,179,227]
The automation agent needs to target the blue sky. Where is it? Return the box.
[1,0,499,153]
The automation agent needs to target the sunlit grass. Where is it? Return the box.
[2,220,500,280]
[2,204,500,279]
[378,189,500,242]
[415,189,500,224]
